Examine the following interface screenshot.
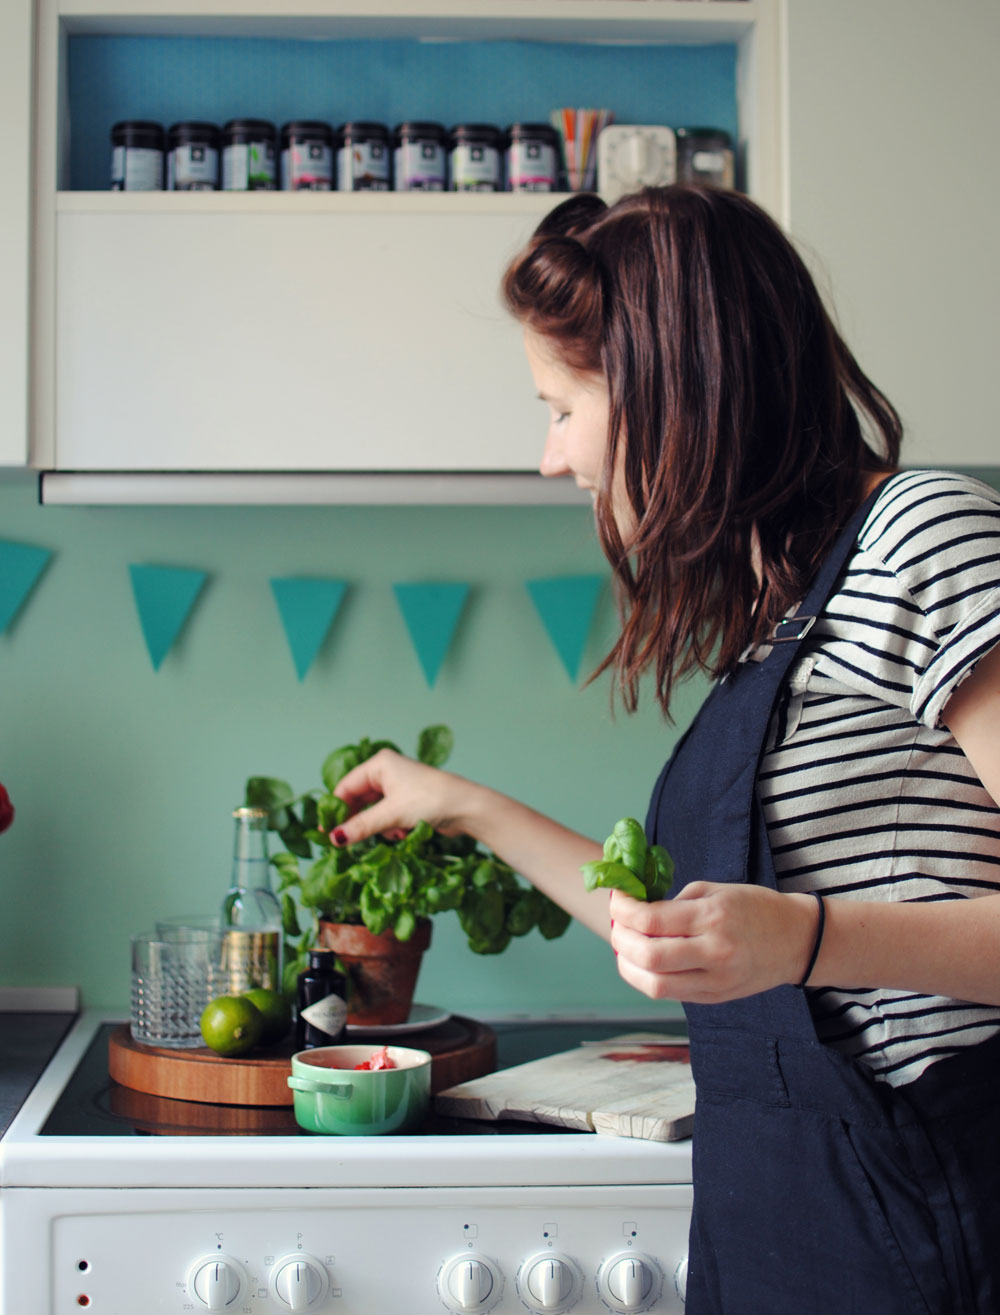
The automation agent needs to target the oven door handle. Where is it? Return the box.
[287,1076,354,1099]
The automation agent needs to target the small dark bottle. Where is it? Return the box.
[295,948,348,1049]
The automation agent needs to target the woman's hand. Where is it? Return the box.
[609,882,820,1004]
[331,749,475,846]
[332,750,613,939]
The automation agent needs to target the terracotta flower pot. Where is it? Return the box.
[317,918,431,1027]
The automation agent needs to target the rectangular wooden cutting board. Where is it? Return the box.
[434,1032,695,1142]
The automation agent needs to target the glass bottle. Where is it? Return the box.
[296,948,348,1049]
[218,806,283,994]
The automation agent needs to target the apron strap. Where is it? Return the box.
[757,480,886,691]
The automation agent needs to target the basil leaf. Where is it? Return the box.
[580,859,648,900]
[317,792,349,833]
[321,746,362,792]
[611,817,647,877]
[416,724,454,767]
[245,776,296,816]
[644,844,675,901]
[538,897,572,940]
[281,892,301,937]
[393,909,417,942]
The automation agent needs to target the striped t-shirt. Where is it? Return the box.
[754,469,1000,1087]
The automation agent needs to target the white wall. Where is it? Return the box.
[785,0,1000,466]
[0,0,32,467]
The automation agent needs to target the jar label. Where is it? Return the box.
[222,141,276,191]
[111,146,163,192]
[300,993,348,1037]
[281,143,334,191]
[507,141,557,192]
[337,139,391,191]
[394,140,446,191]
[168,144,219,191]
[450,143,500,192]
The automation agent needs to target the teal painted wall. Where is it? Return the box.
[3,468,996,1016]
[0,470,705,1018]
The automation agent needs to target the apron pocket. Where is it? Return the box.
[688,1095,943,1315]
[839,1118,947,1314]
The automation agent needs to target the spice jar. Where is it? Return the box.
[221,119,277,191]
[110,120,164,191]
[449,123,502,192]
[336,121,391,192]
[393,121,448,191]
[280,121,335,191]
[505,123,560,192]
[675,127,735,189]
[166,122,220,191]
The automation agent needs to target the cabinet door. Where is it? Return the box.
[55,200,548,472]
[0,0,33,467]
[785,0,1000,467]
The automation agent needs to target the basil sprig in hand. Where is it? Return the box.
[581,817,674,902]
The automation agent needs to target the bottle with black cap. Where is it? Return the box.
[296,948,349,1049]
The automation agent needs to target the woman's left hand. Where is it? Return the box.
[609,882,820,1004]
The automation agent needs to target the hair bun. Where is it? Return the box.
[534,192,607,239]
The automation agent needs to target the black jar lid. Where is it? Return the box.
[280,120,334,142]
[111,120,164,146]
[393,120,447,140]
[336,121,389,140]
[167,121,220,146]
[450,123,502,146]
[505,122,559,144]
[222,118,277,139]
[675,127,732,148]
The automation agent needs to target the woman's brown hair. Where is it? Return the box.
[502,185,902,716]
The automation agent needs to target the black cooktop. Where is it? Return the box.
[40,1018,687,1139]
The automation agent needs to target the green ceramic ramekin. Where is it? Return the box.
[287,1044,431,1135]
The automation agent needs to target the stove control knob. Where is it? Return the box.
[596,1251,662,1313]
[187,1255,246,1310]
[271,1253,328,1311]
[675,1254,689,1302]
[517,1252,582,1313]
[438,1253,503,1313]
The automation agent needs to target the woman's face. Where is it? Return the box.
[523,329,611,500]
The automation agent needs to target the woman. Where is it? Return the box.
[332,186,1000,1312]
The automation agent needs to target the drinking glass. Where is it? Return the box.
[155,914,222,938]
[130,930,220,1049]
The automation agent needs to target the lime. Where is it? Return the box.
[200,994,263,1057]
[242,987,291,1045]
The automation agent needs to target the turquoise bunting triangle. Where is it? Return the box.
[393,582,470,686]
[270,577,348,680]
[526,574,605,680]
[0,540,53,634]
[129,564,208,671]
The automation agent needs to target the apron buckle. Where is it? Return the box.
[772,614,816,642]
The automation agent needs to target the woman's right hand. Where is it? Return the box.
[331,749,474,846]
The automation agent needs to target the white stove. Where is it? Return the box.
[0,1011,693,1314]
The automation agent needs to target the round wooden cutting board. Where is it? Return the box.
[108,1016,495,1107]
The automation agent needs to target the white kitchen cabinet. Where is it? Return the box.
[785,0,1000,468]
[53,193,553,473]
[30,0,785,497]
[0,0,34,468]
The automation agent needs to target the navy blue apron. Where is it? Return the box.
[645,489,1000,1314]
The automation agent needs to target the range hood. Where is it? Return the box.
[37,471,593,507]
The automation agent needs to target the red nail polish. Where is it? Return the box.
[332,828,348,846]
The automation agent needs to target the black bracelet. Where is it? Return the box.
[795,892,826,989]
